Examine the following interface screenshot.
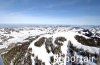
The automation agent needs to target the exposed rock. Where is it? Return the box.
[50,56,54,63]
[34,56,45,65]
[67,41,98,65]
[82,29,93,37]
[0,42,3,45]
[55,37,66,46]
[45,37,53,53]
[1,36,38,65]
[34,37,46,47]
[75,35,100,47]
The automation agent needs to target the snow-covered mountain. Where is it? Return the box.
[0,25,100,65]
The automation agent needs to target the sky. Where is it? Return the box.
[0,0,100,25]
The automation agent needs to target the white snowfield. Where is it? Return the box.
[0,28,48,48]
[29,31,100,65]
[0,26,100,65]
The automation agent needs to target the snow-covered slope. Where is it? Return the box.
[0,25,100,65]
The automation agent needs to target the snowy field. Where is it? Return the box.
[0,25,100,65]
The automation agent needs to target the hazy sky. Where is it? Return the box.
[0,0,100,25]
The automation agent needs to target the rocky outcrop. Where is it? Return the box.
[1,36,38,65]
[75,35,100,47]
[34,37,46,47]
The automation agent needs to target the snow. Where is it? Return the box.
[0,26,100,65]
[29,30,99,65]
[0,28,49,49]
[29,36,53,65]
